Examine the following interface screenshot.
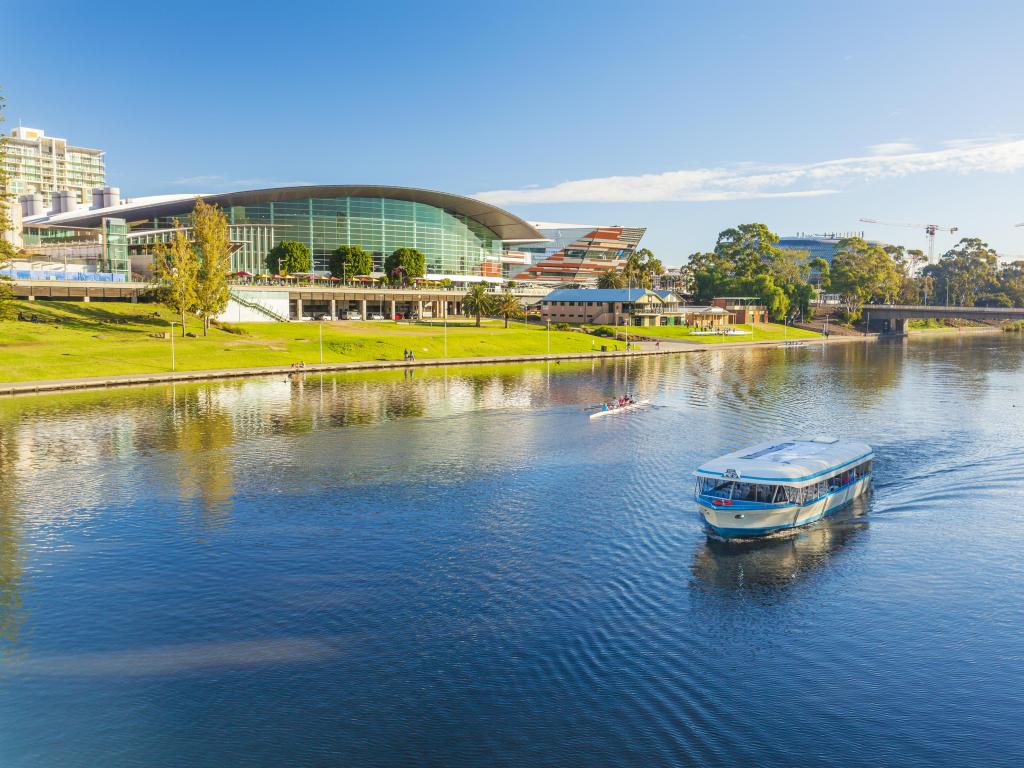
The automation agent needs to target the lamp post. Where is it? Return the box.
[546,316,551,354]
[444,308,448,358]
[168,321,176,372]
[319,319,324,364]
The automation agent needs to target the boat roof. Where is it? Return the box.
[695,437,874,486]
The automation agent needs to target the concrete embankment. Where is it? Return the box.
[0,334,875,397]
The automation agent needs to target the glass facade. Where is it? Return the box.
[146,195,504,276]
[101,218,130,275]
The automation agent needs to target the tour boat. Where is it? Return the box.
[589,400,651,420]
[693,437,874,537]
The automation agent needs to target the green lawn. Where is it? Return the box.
[586,322,821,344]
[0,301,625,383]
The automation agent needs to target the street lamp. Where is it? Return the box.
[319,319,324,364]
[168,321,176,371]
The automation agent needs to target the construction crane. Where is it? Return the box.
[859,218,959,263]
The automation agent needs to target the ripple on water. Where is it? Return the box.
[1,337,1024,767]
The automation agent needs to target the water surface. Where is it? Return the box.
[1,335,1022,767]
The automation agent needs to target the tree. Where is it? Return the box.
[830,237,902,320]
[192,198,231,336]
[997,261,1024,307]
[384,247,425,286]
[926,238,999,306]
[496,290,523,328]
[152,222,199,336]
[462,282,495,327]
[714,223,782,277]
[809,257,831,291]
[267,240,311,275]
[329,244,373,281]
[598,269,627,289]
[624,247,664,289]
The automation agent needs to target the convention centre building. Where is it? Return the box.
[15,185,546,282]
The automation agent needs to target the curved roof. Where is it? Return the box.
[695,437,874,487]
[26,185,545,241]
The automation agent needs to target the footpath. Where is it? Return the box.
[0,334,875,396]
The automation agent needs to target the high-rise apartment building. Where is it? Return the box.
[2,127,105,207]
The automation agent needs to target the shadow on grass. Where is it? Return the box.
[15,301,175,333]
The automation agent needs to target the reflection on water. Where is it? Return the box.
[691,496,870,593]
[1,336,1024,767]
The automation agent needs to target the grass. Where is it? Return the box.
[907,318,990,331]
[0,301,626,383]
[586,322,821,344]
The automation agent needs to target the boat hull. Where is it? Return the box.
[589,400,650,419]
[697,476,871,538]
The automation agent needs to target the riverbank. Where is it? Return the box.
[0,300,626,384]
[907,325,1005,335]
[0,300,837,390]
[0,331,872,396]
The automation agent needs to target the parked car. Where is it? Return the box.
[301,315,313,321]
[369,312,386,321]
[317,313,332,321]
[345,311,361,320]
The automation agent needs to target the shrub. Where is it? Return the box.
[211,320,247,335]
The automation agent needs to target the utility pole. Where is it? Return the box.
[168,321,176,371]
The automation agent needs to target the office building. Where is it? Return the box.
[2,127,105,207]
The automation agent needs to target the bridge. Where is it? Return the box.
[860,304,1024,334]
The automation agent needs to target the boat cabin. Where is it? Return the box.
[694,437,874,508]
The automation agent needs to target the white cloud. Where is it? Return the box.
[868,142,918,155]
[475,138,1024,205]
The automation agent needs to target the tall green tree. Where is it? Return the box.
[152,222,199,336]
[384,247,425,286]
[597,269,627,289]
[329,244,373,281]
[809,257,831,291]
[714,223,782,277]
[830,237,903,319]
[496,290,524,328]
[924,238,999,306]
[267,240,311,275]
[624,247,664,289]
[462,282,495,327]
[996,261,1024,307]
[192,198,231,336]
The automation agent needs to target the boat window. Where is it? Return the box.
[784,486,802,504]
[733,483,755,501]
[700,478,735,498]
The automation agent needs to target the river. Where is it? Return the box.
[0,334,1022,767]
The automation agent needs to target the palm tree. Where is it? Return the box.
[496,290,524,328]
[598,269,627,289]
[462,281,495,327]
[625,248,664,289]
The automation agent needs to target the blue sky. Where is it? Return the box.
[3,0,1024,265]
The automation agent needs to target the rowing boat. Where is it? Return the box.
[589,399,651,419]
